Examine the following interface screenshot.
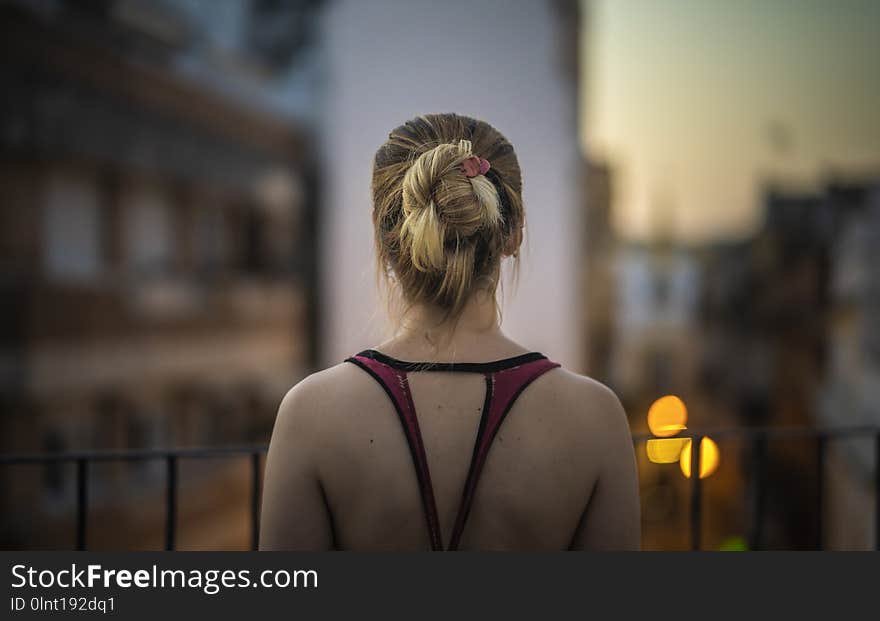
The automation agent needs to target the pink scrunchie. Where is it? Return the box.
[461,156,491,178]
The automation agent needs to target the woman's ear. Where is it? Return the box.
[503,225,523,257]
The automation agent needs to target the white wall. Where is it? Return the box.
[318,0,583,370]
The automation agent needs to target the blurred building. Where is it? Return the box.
[611,235,727,550]
[611,236,701,409]
[818,181,880,549]
[697,187,830,548]
[577,163,746,549]
[593,164,880,549]
[698,176,880,549]
[700,187,831,429]
[581,158,615,383]
[819,183,880,432]
[0,1,320,549]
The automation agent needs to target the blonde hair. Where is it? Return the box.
[372,113,525,325]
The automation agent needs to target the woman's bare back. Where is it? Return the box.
[260,345,640,551]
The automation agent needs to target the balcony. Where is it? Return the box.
[1,426,877,551]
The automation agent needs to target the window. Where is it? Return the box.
[123,184,173,275]
[42,172,101,282]
[194,205,229,274]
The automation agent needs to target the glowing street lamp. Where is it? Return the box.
[645,395,720,479]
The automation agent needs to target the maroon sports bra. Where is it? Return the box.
[345,349,560,550]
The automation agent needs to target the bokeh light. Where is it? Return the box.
[647,395,688,437]
[718,536,749,551]
[646,438,689,463]
[679,437,720,479]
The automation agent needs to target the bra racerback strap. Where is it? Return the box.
[345,354,444,550]
[446,357,561,550]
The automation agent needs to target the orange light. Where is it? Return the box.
[647,395,688,437]
[679,437,720,479]
[646,438,690,463]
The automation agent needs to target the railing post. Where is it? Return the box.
[690,435,703,551]
[251,452,261,551]
[750,431,767,551]
[816,436,826,551]
[75,458,88,551]
[875,431,879,551]
[165,456,177,551]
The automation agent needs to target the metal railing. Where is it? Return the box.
[0,445,267,551]
[633,425,880,550]
[1,426,878,551]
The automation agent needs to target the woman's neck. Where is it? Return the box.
[377,292,529,361]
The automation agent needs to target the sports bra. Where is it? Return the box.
[344,348,561,550]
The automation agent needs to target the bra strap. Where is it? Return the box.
[446,358,560,550]
[345,354,444,550]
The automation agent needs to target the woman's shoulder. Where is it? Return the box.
[277,361,376,416]
[529,364,630,439]
[543,364,622,406]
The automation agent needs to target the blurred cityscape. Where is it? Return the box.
[1,0,878,550]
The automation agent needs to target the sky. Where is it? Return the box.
[582,0,880,243]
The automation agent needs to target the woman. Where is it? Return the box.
[260,113,640,550]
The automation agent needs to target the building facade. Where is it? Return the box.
[0,1,319,549]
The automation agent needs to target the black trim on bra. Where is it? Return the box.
[446,363,559,550]
[344,356,443,550]
[446,374,494,548]
[355,349,547,374]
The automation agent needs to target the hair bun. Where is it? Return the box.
[399,140,503,272]
[372,114,524,322]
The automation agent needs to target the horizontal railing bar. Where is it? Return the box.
[631,425,879,444]
[0,444,268,465]
[1,425,876,465]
